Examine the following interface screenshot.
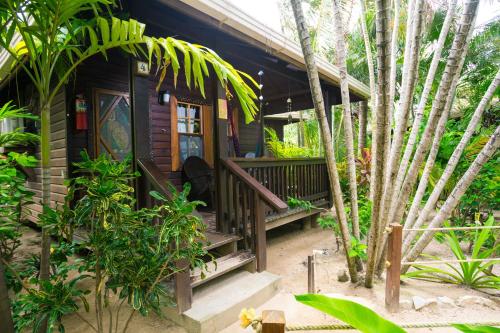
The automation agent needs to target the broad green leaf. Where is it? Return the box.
[295,294,407,333]
[452,324,500,333]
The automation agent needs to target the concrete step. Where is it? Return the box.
[165,270,281,333]
[191,250,254,288]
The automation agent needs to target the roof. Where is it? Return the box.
[172,0,370,99]
[264,111,313,122]
[1,0,371,99]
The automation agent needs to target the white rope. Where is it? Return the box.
[403,225,500,232]
[402,258,500,265]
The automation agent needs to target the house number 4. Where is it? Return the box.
[136,61,150,76]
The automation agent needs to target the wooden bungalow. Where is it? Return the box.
[0,0,369,328]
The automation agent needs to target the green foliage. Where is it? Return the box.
[403,217,500,290]
[348,237,367,261]
[287,197,314,212]
[12,262,90,333]
[295,294,407,333]
[266,127,318,158]
[0,103,38,260]
[0,0,258,121]
[452,324,500,333]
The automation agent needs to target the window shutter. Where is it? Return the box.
[170,95,180,171]
[202,105,214,168]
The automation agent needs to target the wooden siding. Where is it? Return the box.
[24,89,68,222]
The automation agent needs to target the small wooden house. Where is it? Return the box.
[0,0,369,329]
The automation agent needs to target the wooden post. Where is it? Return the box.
[213,81,229,233]
[307,255,315,293]
[262,310,285,333]
[385,223,402,312]
[175,259,192,313]
[254,191,267,272]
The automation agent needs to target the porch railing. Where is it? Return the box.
[230,157,330,204]
[220,159,288,272]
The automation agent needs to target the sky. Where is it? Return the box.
[227,0,500,35]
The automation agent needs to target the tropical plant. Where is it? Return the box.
[403,217,500,290]
[290,0,358,283]
[0,0,258,289]
[44,151,208,333]
[266,127,317,158]
[0,102,38,333]
[295,294,406,333]
[287,197,314,212]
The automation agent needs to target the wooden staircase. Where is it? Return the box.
[191,231,255,288]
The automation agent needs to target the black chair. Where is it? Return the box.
[181,156,214,209]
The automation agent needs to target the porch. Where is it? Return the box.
[137,154,330,313]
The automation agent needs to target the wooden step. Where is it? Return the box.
[191,250,255,288]
[203,231,241,251]
[264,199,328,230]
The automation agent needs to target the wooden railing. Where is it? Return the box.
[220,159,288,272]
[230,158,330,204]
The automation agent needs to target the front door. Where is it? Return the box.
[94,89,131,160]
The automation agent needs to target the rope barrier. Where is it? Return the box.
[285,321,500,331]
[402,257,500,265]
[403,225,500,232]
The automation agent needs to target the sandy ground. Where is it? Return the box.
[12,223,500,333]
[222,223,500,333]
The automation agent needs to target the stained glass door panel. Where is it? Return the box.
[95,90,131,161]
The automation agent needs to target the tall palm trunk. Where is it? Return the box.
[39,102,52,281]
[388,0,401,123]
[364,0,392,288]
[331,0,360,246]
[402,70,500,254]
[359,0,377,200]
[388,0,457,226]
[388,0,479,229]
[374,0,424,270]
[290,0,358,282]
[402,126,500,272]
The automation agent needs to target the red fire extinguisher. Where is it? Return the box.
[75,94,88,130]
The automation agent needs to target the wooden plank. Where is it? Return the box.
[190,250,255,288]
[385,224,402,313]
[203,231,241,251]
[175,259,192,313]
[170,95,180,171]
[254,191,266,272]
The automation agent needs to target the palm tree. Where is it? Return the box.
[290,0,358,282]
[331,0,361,258]
[0,0,258,286]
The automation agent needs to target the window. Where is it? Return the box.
[177,102,203,162]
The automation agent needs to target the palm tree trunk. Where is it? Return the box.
[402,126,500,272]
[39,102,52,281]
[331,0,360,244]
[358,101,368,154]
[0,261,15,333]
[364,0,392,288]
[374,0,424,270]
[359,0,377,200]
[388,0,479,229]
[388,0,402,123]
[290,0,358,282]
[402,70,500,254]
[388,0,457,226]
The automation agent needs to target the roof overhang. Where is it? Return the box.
[171,0,370,99]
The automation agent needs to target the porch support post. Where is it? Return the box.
[213,80,229,233]
[130,58,152,209]
[322,88,333,206]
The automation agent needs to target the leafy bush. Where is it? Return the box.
[403,216,499,290]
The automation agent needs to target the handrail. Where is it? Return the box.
[222,159,288,213]
[230,157,326,167]
[136,158,172,200]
